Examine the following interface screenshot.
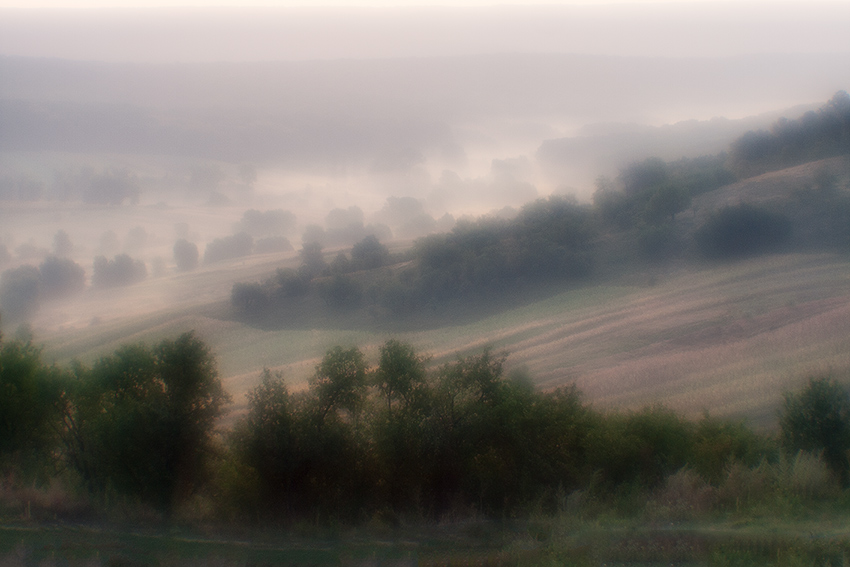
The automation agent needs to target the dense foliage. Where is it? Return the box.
[0,328,847,525]
[730,91,850,177]
[694,204,793,259]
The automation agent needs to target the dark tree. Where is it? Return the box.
[298,242,328,279]
[318,274,362,310]
[695,204,793,259]
[373,339,428,417]
[780,376,850,485]
[231,369,298,517]
[0,338,63,479]
[310,346,368,425]
[275,268,310,297]
[63,332,230,511]
[351,235,390,271]
[173,239,199,272]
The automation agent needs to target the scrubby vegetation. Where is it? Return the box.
[730,90,850,177]
[1,328,849,537]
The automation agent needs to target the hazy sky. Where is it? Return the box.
[2,1,849,62]
[6,0,837,6]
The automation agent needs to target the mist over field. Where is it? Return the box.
[6,4,850,559]
[0,1,849,415]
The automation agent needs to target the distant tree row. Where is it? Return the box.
[232,196,596,321]
[0,252,154,326]
[729,91,850,177]
[1,329,847,524]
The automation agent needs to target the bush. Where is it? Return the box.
[695,204,792,259]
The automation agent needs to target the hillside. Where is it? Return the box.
[37,248,849,429]
[28,153,850,427]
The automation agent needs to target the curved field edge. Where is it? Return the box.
[40,252,850,427]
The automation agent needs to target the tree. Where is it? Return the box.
[173,239,199,272]
[351,235,390,271]
[373,339,428,417]
[0,338,63,479]
[645,183,691,223]
[231,369,297,517]
[62,332,230,512]
[298,242,328,279]
[780,376,850,485]
[310,346,368,425]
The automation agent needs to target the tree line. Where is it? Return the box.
[230,93,850,324]
[0,329,848,524]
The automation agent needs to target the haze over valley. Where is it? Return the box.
[1,1,849,421]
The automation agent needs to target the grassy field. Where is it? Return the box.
[3,511,850,566]
[37,250,850,429]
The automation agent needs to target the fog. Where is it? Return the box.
[1,2,849,332]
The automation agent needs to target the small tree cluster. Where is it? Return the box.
[0,256,87,324]
[92,254,147,287]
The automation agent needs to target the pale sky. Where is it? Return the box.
[0,0,837,6]
[2,0,848,62]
